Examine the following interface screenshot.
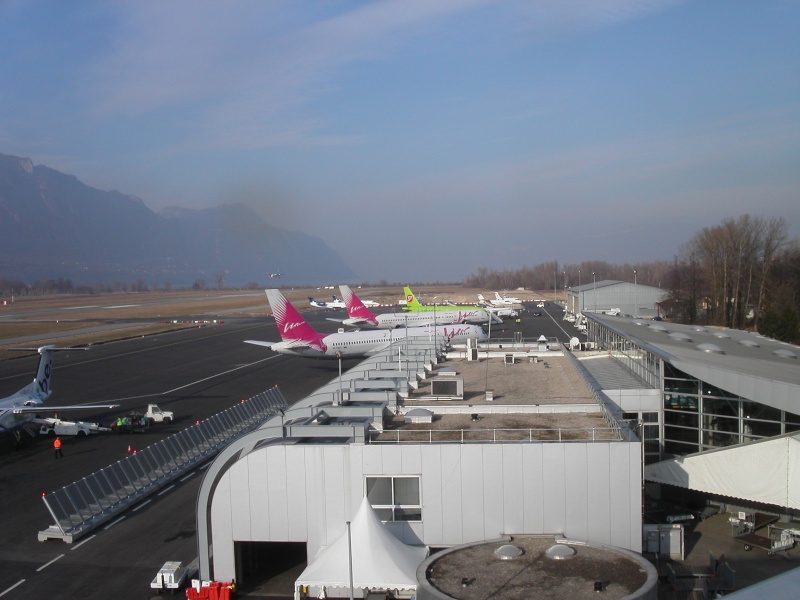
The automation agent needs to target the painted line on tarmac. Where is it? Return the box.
[180,472,196,482]
[104,516,126,530]
[36,554,65,572]
[158,484,176,496]
[70,534,96,550]
[0,579,26,597]
[161,355,280,394]
[132,499,152,512]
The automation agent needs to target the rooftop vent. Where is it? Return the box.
[697,343,725,355]
[668,332,692,342]
[495,544,524,560]
[545,544,576,560]
[649,323,668,332]
[773,348,797,359]
[713,331,730,339]
[739,339,760,348]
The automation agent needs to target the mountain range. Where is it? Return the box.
[0,153,356,287]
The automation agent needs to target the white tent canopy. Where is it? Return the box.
[295,497,427,597]
[645,433,800,509]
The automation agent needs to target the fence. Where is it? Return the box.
[38,387,287,543]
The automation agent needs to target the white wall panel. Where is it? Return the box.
[501,445,524,533]
[400,445,422,474]
[211,470,235,580]
[564,444,589,539]
[285,446,308,540]
[266,445,289,540]
[522,445,545,532]
[420,445,443,545]
[247,450,270,540]
[229,458,252,539]
[542,444,567,534]
[460,444,485,542]
[608,443,634,550]
[586,444,611,542]
[440,444,464,544]
[482,445,505,538]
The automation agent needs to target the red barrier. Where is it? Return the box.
[185,581,234,600]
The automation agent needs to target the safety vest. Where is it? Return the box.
[54,438,62,449]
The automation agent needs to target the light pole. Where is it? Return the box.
[592,271,596,313]
[578,270,581,312]
[633,269,637,317]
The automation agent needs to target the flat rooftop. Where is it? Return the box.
[421,535,655,599]
[373,352,624,443]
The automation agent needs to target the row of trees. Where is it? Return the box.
[664,215,798,341]
[464,261,673,294]
[463,214,799,343]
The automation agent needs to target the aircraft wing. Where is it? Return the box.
[245,339,316,351]
[244,340,278,349]
[13,403,120,414]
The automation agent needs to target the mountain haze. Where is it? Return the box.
[0,153,356,286]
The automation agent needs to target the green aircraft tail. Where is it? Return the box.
[402,286,425,311]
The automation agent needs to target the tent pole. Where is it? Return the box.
[347,521,354,600]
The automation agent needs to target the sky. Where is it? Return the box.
[1,0,798,283]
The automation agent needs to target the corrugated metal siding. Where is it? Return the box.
[209,440,642,582]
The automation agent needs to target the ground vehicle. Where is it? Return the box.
[36,417,110,437]
[110,412,150,433]
[536,302,545,308]
[151,561,190,593]
[145,404,174,423]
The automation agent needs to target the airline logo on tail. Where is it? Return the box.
[340,285,378,326]
[267,290,328,353]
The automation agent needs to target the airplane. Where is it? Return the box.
[0,345,120,443]
[402,286,502,323]
[269,273,282,278]
[308,295,346,309]
[478,292,523,307]
[336,285,494,329]
[245,289,488,359]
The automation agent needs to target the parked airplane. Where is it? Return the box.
[245,290,487,359]
[337,285,494,329]
[478,292,523,307]
[403,286,502,323]
[0,346,119,443]
[308,295,346,309]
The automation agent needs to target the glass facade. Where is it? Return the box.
[589,318,800,461]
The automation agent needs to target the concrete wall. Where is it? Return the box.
[209,440,643,583]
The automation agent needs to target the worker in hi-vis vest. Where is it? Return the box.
[53,436,64,459]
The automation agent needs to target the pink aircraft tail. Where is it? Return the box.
[266,289,327,350]
[339,285,378,326]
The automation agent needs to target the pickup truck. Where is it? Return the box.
[36,418,110,437]
[145,404,174,423]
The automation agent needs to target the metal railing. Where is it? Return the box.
[369,426,621,444]
[39,387,287,543]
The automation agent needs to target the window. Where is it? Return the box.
[365,476,421,522]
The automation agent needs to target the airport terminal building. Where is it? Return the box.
[195,336,648,597]
[193,311,800,597]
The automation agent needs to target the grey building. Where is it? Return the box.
[580,313,800,512]
[566,280,666,319]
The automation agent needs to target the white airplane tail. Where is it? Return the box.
[8,346,84,403]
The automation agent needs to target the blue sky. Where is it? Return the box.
[1,1,798,283]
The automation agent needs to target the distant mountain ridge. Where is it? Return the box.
[0,153,356,286]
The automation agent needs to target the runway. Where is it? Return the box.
[0,301,580,599]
